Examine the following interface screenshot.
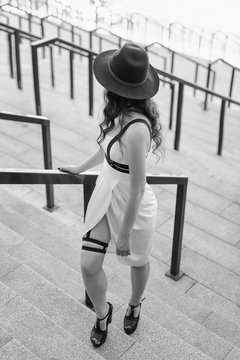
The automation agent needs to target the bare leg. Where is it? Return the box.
[126,261,150,316]
[81,216,110,330]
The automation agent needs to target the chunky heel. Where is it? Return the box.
[124,298,145,335]
[90,302,113,348]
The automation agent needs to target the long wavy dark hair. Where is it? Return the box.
[97,90,164,160]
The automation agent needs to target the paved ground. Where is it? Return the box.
[0,16,240,360]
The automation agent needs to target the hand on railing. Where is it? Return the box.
[58,165,80,175]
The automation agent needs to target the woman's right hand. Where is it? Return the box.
[58,165,80,175]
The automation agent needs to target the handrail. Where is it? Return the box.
[0,111,55,210]
[145,41,216,99]
[155,67,240,155]
[204,57,240,109]
[0,168,188,287]
[31,37,98,116]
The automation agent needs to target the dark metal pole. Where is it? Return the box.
[31,45,42,115]
[57,26,61,54]
[83,175,97,310]
[210,70,216,102]
[204,63,211,110]
[171,51,175,74]
[218,100,226,155]
[174,83,184,150]
[193,63,199,96]
[166,182,187,280]
[40,19,46,58]
[7,33,14,78]
[88,53,94,116]
[14,30,22,89]
[89,31,93,49]
[41,121,56,211]
[228,67,235,108]
[50,46,55,87]
[70,50,74,99]
[169,83,175,130]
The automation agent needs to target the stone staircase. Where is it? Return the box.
[0,12,240,360]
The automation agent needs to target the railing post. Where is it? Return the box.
[217,99,226,156]
[174,82,184,150]
[40,19,46,58]
[193,63,199,96]
[171,51,175,74]
[89,30,93,49]
[50,46,55,87]
[14,30,22,89]
[210,70,216,102]
[166,181,187,280]
[88,53,94,116]
[70,50,74,99]
[41,121,56,211]
[57,26,61,55]
[83,175,97,310]
[8,32,14,78]
[169,83,174,130]
[204,63,211,110]
[31,44,42,115]
[228,67,235,108]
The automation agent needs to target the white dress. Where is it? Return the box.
[82,119,158,266]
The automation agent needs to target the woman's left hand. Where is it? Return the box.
[116,233,131,257]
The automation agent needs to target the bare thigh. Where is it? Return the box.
[81,215,111,274]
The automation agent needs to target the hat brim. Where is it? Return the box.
[93,49,159,100]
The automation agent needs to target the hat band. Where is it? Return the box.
[108,61,147,88]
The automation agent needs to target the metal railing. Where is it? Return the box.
[0,168,188,307]
[0,112,55,210]
[155,67,240,155]
[204,58,240,109]
[0,22,40,88]
[31,36,98,116]
[145,41,216,96]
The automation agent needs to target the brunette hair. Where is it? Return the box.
[97,91,164,160]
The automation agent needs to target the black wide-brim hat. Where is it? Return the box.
[93,43,159,100]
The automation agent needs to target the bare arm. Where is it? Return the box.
[59,146,104,174]
[116,124,149,255]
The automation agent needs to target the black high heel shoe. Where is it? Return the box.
[124,298,145,335]
[90,302,113,347]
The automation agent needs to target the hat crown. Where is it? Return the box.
[109,43,149,85]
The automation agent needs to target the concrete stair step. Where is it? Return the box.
[0,338,42,360]
[0,262,214,360]
[0,210,239,360]
[0,282,105,360]
[1,189,240,353]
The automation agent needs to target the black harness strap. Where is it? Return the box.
[82,230,108,254]
[105,119,152,174]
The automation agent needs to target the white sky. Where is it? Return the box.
[109,0,240,35]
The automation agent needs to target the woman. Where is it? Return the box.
[59,43,163,348]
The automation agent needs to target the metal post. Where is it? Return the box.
[89,31,93,49]
[218,100,226,155]
[210,70,216,102]
[228,67,235,108]
[57,26,61,54]
[174,83,184,150]
[28,13,32,33]
[41,121,56,211]
[171,51,175,74]
[166,182,187,280]
[193,63,199,96]
[204,63,211,110]
[31,45,42,115]
[50,46,55,87]
[40,19,46,58]
[70,50,74,99]
[14,30,22,89]
[88,53,94,116]
[169,83,174,130]
[7,33,14,78]
[83,175,97,310]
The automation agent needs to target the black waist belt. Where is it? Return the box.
[105,155,129,174]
